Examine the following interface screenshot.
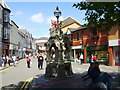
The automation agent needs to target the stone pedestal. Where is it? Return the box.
[45,61,73,79]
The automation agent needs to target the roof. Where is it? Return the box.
[61,16,81,28]
[0,0,11,10]
[66,27,87,34]
[73,27,87,31]
[50,16,81,32]
[36,43,44,46]
[35,37,49,40]
[68,28,76,32]
[19,29,32,37]
[10,20,19,28]
[18,30,26,38]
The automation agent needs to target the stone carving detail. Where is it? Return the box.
[45,21,73,78]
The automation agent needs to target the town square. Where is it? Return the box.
[0,0,120,89]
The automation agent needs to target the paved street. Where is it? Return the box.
[0,58,120,89]
[0,1,120,90]
[0,57,46,89]
[29,61,120,89]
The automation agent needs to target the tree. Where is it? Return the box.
[73,2,120,31]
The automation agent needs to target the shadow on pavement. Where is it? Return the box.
[1,81,24,90]
[29,72,120,89]
[1,72,120,89]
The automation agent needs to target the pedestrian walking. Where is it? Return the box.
[12,55,17,67]
[7,55,11,66]
[26,56,31,68]
[80,53,84,64]
[2,54,5,67]
[37,54,44,70]
[75,54,79,62]
[4,55,7,67]
[91,54,98,62]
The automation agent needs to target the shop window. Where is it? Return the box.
[76,32,79,41]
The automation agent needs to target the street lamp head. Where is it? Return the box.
[54,6,61,19]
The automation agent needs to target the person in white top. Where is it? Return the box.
[2,55,5,67]
[12,55,16,67]
[80,53,84,64]
[6,55,10,66]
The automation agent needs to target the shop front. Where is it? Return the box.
[114,46,120,66]
[109,39,120,66]
[71,45,83,59]
[86,45,108,64]
[2,42,9,56]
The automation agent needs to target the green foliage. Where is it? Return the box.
[73,2,120,31]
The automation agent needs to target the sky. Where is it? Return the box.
[5,2,87,38]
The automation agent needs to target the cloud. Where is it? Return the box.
[30,13,44,23]
[47,16,64,24]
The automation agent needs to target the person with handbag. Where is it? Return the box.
[26,56,31,68]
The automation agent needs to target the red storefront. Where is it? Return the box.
[70,27,109,65]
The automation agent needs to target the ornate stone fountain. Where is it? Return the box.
[45,7,73,78]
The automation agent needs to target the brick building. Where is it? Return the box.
[68,25,120,66]
[108,26,120,66]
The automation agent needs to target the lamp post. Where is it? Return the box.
[54,6,63,64]
[54,6,61,23]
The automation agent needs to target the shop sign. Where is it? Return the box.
[109,39,120,46]
[87,45,108,51]
[119,40,120,45]
[71,45,82,49]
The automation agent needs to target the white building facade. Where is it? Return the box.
[19,29,35,56]
[9,20,19,57]
[18,30,26,59]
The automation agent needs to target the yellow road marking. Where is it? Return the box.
[20,81,27,90]
[24,77,33,90]
[20,77,33,90]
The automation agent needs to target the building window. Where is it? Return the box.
[3,9,10,40]
[3,23,10,39]
[3,28,9,39]
[0,6,2,19]
[76,32,79,41]
[4,10,10,23]
[90,27,97,37]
